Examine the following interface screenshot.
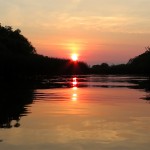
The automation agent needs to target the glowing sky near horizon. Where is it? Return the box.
[0,0,150,64]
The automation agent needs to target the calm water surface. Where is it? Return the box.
[0,75,150,150]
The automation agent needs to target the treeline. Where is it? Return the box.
[0,54,89,77]
[1,24,150,77]
[127,47,150,74]
[91,47,150,75]
[0,24,89,79]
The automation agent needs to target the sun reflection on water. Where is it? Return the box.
[73,87,77,90]
[72,77,77,87]
[72,93,77,102]
[72,77,78,102]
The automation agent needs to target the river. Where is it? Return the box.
[0,75,150,150]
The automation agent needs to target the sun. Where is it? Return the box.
[71,54,78,61]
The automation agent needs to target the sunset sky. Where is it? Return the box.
[0,0,150,65]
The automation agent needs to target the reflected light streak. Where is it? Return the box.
[72,96,77,102]
[72,77,78,102]
[73,77,77,87]
[73,87,77,90]
[73,94,77,97]
[72,92,77,102]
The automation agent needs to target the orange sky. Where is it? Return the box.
[1,0,150,65]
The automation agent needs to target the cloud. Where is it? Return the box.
[42,13,150,34]
[1,0,150,35]
[72,0,81,3]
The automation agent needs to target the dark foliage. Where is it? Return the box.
[91,47,150,75]
[0,24,89,78]
[0,86,34,128]
[0,24,36,55]
[127,47,150,74]
[91,63,110,74]
[1,24,150,76]
[91,63,127,74]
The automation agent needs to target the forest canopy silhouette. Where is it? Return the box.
[0,24,89,78]
[0,24,36,55]
[0,24,150,78]
[91,47,150,75]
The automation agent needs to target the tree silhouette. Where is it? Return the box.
[0,25,36,55]
[0,24,89,77]
[127,47,150,74]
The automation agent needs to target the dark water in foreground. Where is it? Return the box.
[0,75,150,150]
